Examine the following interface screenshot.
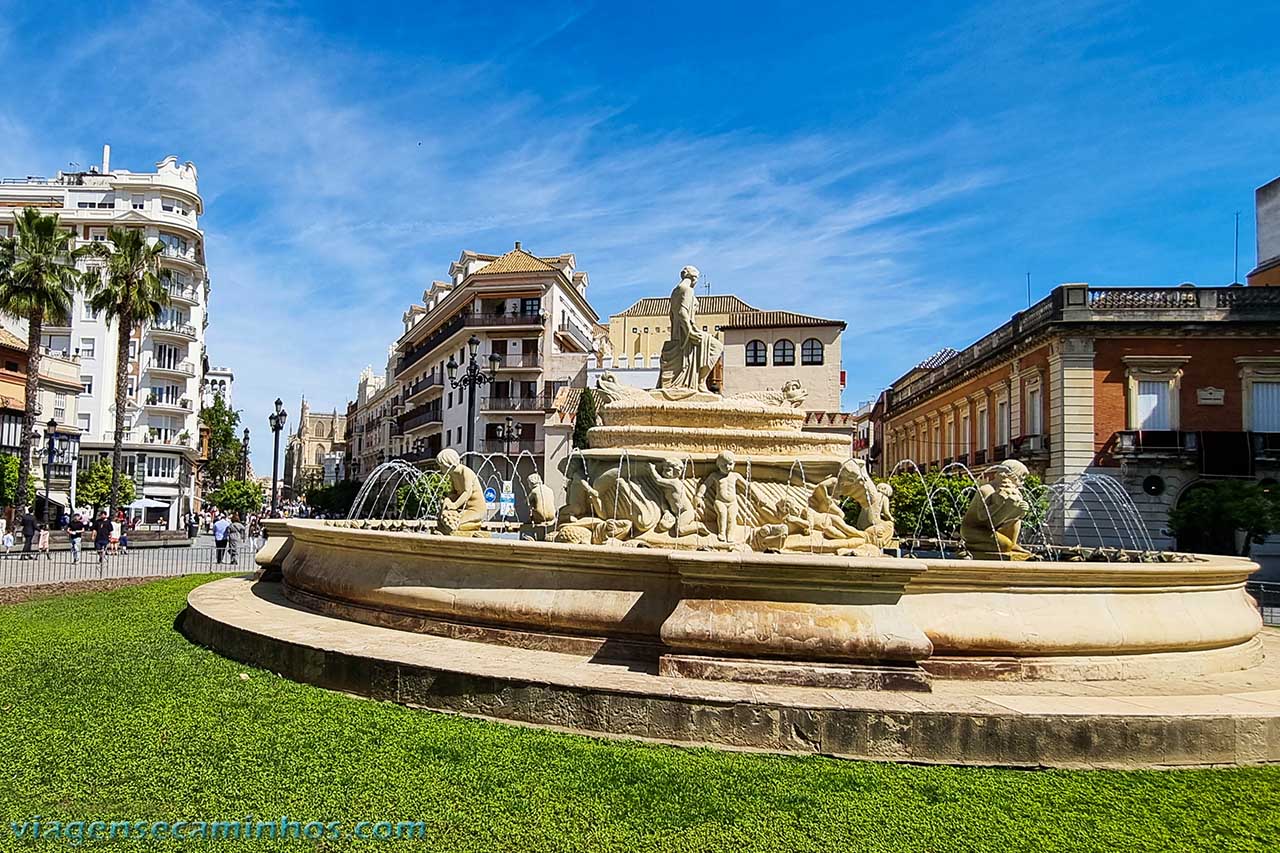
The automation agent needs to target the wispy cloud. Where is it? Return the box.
[3,0,1272,463]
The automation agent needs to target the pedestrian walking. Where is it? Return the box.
[19,507,36,561]
[212,512,230,564]
[67,513,85,563]
[36,524,50,561]
[2,531,13,559]
[226,512,246,566]
[91,511,112,567]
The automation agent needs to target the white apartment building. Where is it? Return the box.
[349,359,402,479]
[0,146,209,527]
[392,243,598,475]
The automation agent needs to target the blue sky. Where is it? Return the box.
[1,0,1277,468]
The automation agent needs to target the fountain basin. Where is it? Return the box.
[266,520,1263,683]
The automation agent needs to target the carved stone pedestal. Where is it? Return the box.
[658,551,934,690]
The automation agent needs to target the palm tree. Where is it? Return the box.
[0,208,87,511]
[84,227,171,516]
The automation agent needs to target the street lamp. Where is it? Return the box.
[494,415,524,477]
[446,335,502,455]
[268,398,287,517]
[42,418,71,526]
[240,427,250,481]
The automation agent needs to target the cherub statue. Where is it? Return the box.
[435,449,486,536]
[696,450,749,542]
[960,460,1034,560]
[526,472,556,525]
[649,458,708,537]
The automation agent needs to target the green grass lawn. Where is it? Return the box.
[0,576,1277,852]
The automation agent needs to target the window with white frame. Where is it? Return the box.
[1252,382,1280,432]
[80,376,93,396]
[977,406,988,450]
[79,338,95,359]
[54,392,66,420]
[960,411,970,455]
[1135,381,1172,430]
[945,417,954,459]
[131,195,145,211]
[77,413,90,432]
[1123,356,1188,432]
[88,227,108,242]
[83,300,98,320]
[1026,386,1042,436]
[1237,357,1280,434]
[996,399,1009,445]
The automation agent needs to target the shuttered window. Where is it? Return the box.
[1252,382,1280,432]
[1136,381,1171,430]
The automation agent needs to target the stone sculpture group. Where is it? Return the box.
[429,264,1032,559]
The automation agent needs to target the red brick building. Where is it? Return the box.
[876,282,1280,548]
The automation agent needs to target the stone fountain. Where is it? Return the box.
[181,265,1275,768]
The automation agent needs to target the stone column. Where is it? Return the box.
[1047,335,1097,544]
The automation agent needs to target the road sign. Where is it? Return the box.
[500,480,515,517]
[483,486,498,512]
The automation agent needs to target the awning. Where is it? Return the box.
[127,497,171,509]
[37,490,70,510]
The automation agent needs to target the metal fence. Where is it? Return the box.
[0,542,261,589]
[1246,582,1280,627]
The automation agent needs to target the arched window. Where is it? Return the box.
[802,338,824,365]
[773,339,795,366]
[746,340,767,367]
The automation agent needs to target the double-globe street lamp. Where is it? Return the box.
[494,415,524,479]
[41,418,73,526]
[446,335,501,455]
[268,399,287,517]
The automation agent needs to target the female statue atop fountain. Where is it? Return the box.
[657,266,723,395]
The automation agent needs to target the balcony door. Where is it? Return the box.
[1136,381,1172,430]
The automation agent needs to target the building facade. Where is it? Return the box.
[1248,174,1280,287]
[877,282,1280,548]
[0,147,208,526]
[391,243,598,477]
[282,398,347,497]
[348,361,401,480]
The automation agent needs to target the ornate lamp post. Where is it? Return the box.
[268,399,287,517]
[494,415,524,478]
[42,418,71,526]
[446,335,502,455]
[240,427,250,481]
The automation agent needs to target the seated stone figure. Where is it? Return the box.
[807,459,872,540]
[435,449,487,536]
[526,473,556,525]
[960,460,1034,561]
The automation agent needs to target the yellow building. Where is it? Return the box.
[605,295,756,372]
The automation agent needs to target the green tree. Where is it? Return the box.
[0,208,89,507]
[572,388,597,450]
[1168,480,1280,556]
[872,469,1047,541]
[394,471,449,518]
[0,453,35,508]
[207,479,265,518]
[199,392,243,489]
[306,479,362,516]
[76,458,136,511]
[83,227,171,517]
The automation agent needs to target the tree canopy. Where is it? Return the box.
[199,392,244,489]
[206,479,265,518]
[1168,480,1280,556]
[572,389,597,450]
[77,458,136,511]
[305,479,362,516]
[0,454,35,508]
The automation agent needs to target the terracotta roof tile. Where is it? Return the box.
[616,294,757,317]
[719,310,845,330]
[0,327,26,351]
[473,249,558,276]
[915,347,959,370]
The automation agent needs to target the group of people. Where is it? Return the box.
[209,512,250,564]
[0,507,132,563]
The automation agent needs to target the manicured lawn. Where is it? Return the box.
[0,576,1277,852]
